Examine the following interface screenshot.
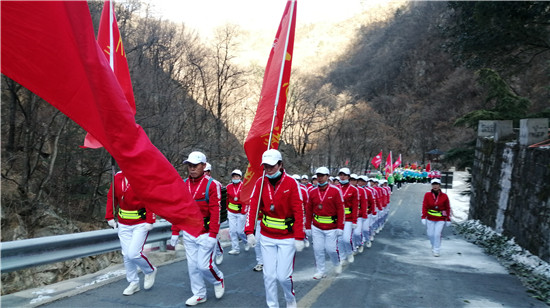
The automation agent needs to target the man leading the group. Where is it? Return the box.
[173,151,225,306]
[245,149,305,308]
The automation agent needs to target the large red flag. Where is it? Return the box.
[384,151,393,177]
[83,0,136,148]
[371,151,383,169]
[240,0,297,206]
[393,153,402,169]
[1,1,202,236]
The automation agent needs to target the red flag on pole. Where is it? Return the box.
[384,151,393,177]
[1,1,203,236]
[371,151,383,169]
[392,153,402,169]
[83,0,136,149]
[240,0,297,206]
[426,161,431,172]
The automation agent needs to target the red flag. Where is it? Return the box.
[1,1,202,236]
[384,151,393,176]
[83,0,136,149]
[426,162,431,172]
[393,153,402,169]
[241,0,297,206]
[371,151,383,169]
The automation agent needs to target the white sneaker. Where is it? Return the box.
[369,235,374,241]
[143,266,157,290]
[347,254,355,263]
[123,282,140,296]
[366,241,372,248]
[244,244,250,252]
[253,264,263,272]
[304,240,310,248]
[313,272,326,280]
[185,295,207,306]
[214,280,225,299]
[215,254,223,265]
[334,264,342,275]
[340,259,349,266]
[352,250,358,256]
[433,252,440,257]
[228,249,240,255]
[358,245,364,253]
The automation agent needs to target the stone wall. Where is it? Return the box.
[470,138,550,262]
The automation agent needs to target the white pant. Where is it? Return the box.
[339,221,354,259]
[426,220,445,253]
[228,212,247,251]
[261,236,296,308]
[254,220,263,265]
[182,232,224,298]
[118,223,155,283]
[353,218,364,248]
[312,225,340,275]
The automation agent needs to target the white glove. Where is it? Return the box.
[205,236,217,249]
[305,229,312,237]
[295,240,304,252]
[247,234,256,247]
[445,221,451,227]
[352,223,357,229]
[143,223,153,231]
[107,219,117,229]
[336,229,343,237]
[421,219,427,225]
[170,235,179,246]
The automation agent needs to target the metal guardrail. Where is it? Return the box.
[0,221,173,273]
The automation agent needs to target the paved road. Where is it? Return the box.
[38,183,544,307]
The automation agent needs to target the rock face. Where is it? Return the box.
[1,252,122,295]
[470,137,550,263]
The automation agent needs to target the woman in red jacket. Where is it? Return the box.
[105,171,157,296]
[421,178,452,257]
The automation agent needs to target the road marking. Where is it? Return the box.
[297,276,337,308]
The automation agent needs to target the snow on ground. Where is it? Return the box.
[448,170,550,304]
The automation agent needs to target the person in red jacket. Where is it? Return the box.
[226,169,249,255]
[422,178,452,257]
[105,171,157,296]
[173,151,224,306]
[337,167,359,264]
[245,149,304,308]
[305,167,345,280]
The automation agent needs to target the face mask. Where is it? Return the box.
[232,179,241,184]
[266,170,281,179]
[318,181,328,187]
[340,179,349,185]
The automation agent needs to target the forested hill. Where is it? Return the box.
[280,1,549,173]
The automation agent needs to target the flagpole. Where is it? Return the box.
[109,0,116,222]
[254,0,296,227]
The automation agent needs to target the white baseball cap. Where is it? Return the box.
[358,176,368,182]
[205,162,212,171]
[261,149,282,166]
[338,168,351,175]
[350,173,358,180]
[315,167,330,175]
[292,174,301,180]
[301,175,308,180]
[183,151,206,164]
[231,169,242,176]
[312,175,317,179]
[431,178,441,184]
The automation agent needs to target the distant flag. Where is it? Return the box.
[384,151,393,177]
[426,161,431,172]
[1,1,203,236]
[241,0,297,207]
[371,150,383,169]
[393,153,402,169]
[82,0,136,149]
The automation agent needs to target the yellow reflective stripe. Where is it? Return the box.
[314,215,334,224]
[427,209,443,217]
[262,215,288,230]
[119,209,141,219]
[344,207,352,214]
[228,203,240,211]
